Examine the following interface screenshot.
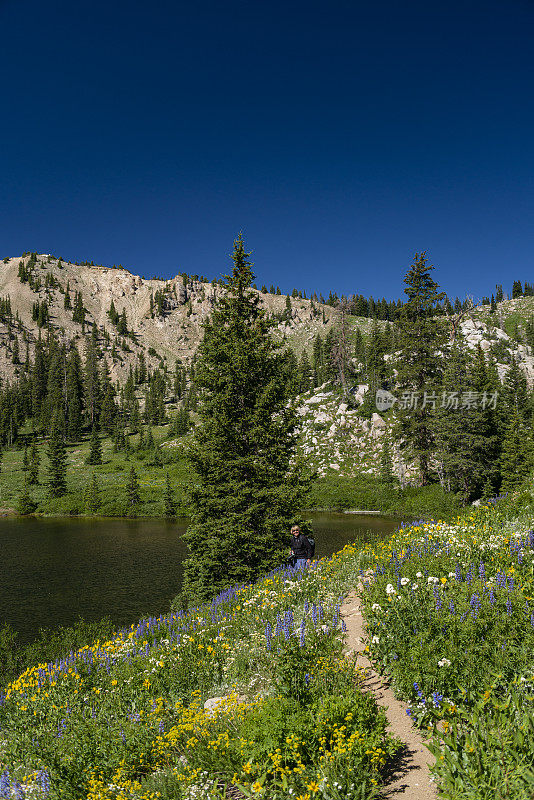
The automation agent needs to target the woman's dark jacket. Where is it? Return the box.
[290,533,313,560]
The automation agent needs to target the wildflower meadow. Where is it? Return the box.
[0,492,533,799]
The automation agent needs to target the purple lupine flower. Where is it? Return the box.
[121,729,126,743]
[448,599,455,615]
[265,623,272,650]
[455,564,462,582]
[496,571,506,589]
[506,597,512,616]
[283,614,291,640]
[432,691,443,707]
[299,618,306,647]
[478,562,486,581]
[311,604,318,625]
[159,719,165,734]
[341,619,347,632]
[0,770,11,798]
[470,593,481,619]
[13,781,24,800]
[489,588,496,606]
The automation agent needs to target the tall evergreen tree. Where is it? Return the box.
[100,383,118,435]
[84,336,101,427]
[86,425,103,465]
[163,472,177,517]
[500,410,531,492]
[29,438,40,485]
[85,472,102,514]
[171,407,190,436]
[394,252,447,485]
[47,414,67,497]
[125,466,141,511]
[31,335,48,421]
[66,344,84,441]
[182,235,310,603]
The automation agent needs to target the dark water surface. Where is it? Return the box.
[0,513,402,642]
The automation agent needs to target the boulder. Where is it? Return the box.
[371,412,386,429]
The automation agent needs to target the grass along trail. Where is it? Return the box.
[341,589,436,800]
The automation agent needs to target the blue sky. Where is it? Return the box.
[1,0,533,301]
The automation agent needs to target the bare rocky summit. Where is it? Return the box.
[0,253,336,384]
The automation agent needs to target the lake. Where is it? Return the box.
[0,513,403,642]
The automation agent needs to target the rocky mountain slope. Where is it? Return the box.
[1,252,532,393]
[0,253,341,384]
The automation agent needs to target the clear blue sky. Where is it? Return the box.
[1,0,533,301]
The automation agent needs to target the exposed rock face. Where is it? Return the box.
[0,254,335,385]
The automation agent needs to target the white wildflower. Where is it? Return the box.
[385,584,396,595]
[371,603,383,612]
[372,635,380,644]
[400,577,410,586]
[438,658,451,667]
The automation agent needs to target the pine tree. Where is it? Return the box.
[172,407,190,436]
[100,383,118,435]
[12,337,19,364]
[66,345,84,441]
[86,426,103,465]
[47,414,67,497]
[500,410,531,492]
[17,483,38,515]
[394,252,447,485]
[512,280,523,299]
[31,335,48,420]
[502,355,529,421]
[366,317,387,387]
[22,445,29,471]
[117,309,128,335]
[125,466,141,511]
[182,234,310,603]
[29,439,40,484]
[433,340,499,500]
[84,336,101,427]
[151,444,163,467]
[163,471,177,516]
[64,281,72,309]
[84,472,102,513]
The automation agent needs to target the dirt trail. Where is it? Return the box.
[341,590,438,800]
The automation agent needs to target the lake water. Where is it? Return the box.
[0,513,403,643]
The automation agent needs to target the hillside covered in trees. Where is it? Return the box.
[0,250,532,516]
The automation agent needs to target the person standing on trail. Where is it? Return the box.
[289,524,312,569]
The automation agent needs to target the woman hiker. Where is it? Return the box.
[289,524,313,569]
